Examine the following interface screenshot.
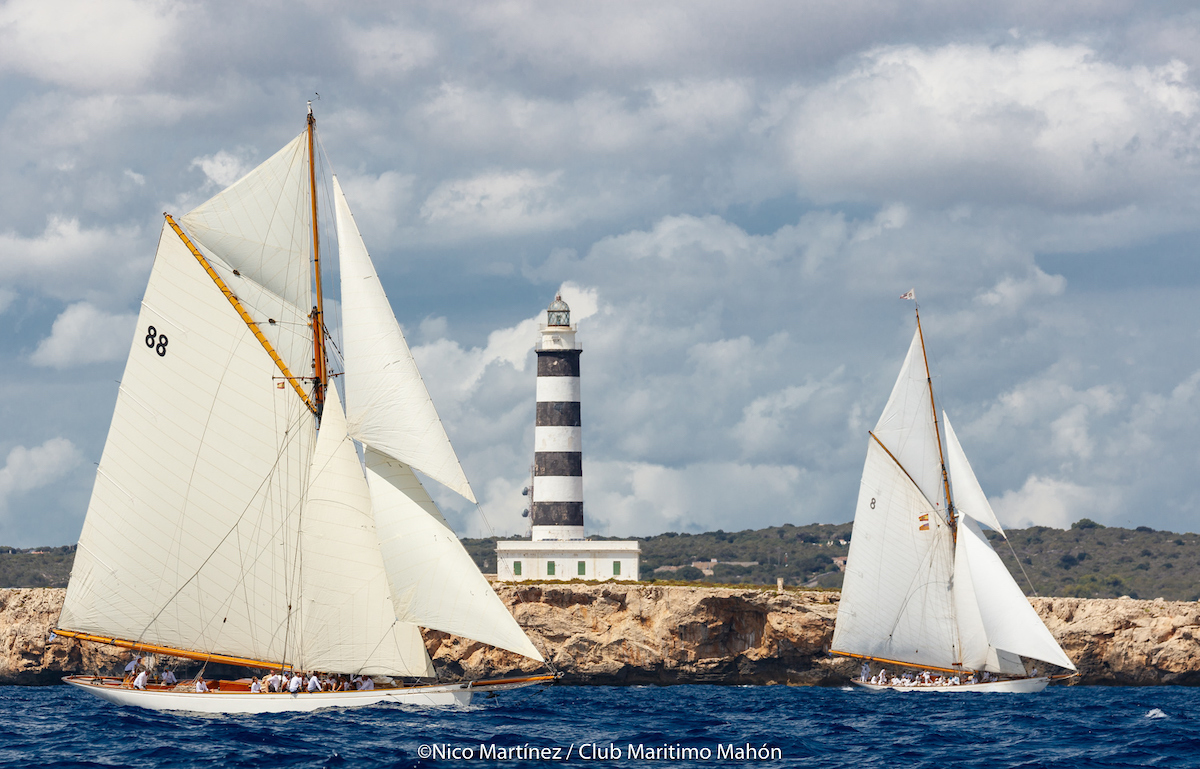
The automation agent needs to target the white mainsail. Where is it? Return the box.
[334,177,476,503]
[831,440,961,669]
[833,316,1074,675]
[60,119,546,681]
[61,223,315,664]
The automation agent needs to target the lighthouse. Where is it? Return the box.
[495,293,639,582]
[531,294,584,541]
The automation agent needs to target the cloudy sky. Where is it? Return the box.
[2,0,1200,546]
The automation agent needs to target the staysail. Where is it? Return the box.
[944,415,1076,671]
[333,177,477,503]
[366,448,545,661]
[296,386,434,676]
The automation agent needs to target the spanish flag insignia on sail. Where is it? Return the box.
[918,514,929,521]
[919,523,930,531]
[918,514,930,531]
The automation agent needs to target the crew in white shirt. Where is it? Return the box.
[195,678,209,693]
[307,673,321,692]
[250,677,262,693]
[288,673,302,693]
[357,676,374,691]
[133,670,149,690]
[162,670,177,686]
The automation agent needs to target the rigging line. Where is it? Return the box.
[1004,535,1041,598]
[134,402,311,652]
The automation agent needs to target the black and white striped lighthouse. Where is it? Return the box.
[531,293,584,541]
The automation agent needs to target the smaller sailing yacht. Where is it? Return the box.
[830,304,1076,692]
[52,108,553,713]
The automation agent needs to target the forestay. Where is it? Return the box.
[334,177,477,503]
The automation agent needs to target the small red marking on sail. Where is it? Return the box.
[277,382,285,389]
[900,288,915,300]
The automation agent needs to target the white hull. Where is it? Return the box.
[64,675,550,714]
[852,677,1049,693]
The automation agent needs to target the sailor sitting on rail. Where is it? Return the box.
[161,670,177,686]
[356,675,374,691]
[250,677,262,693]
[133,669,149,690]
[195,677,209,693]
[288,672,303,693]
[307,673,322,692]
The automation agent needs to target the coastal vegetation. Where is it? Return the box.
[5,520,1199,600]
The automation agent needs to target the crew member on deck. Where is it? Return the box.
[133,669,149,690]
[195,677,209,693]
[162,670,177,686]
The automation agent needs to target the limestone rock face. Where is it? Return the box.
[0,589,125,685]
[6,585,1200,685]
[427,584,850,685]
[1032,596,1200,685]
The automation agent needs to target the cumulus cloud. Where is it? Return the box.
[783,43,1200,211]
[419,170,573,236]
[344,20,438,78]
[0,0,179,91]
[0,438,83,512]
[0,217,149,305]
[990,475,1114,530]
[31,302,138,369]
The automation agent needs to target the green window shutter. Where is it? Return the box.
[613,561,621,576]
[547,561,555,576]
[513,561,522,576]
[578,561,586,576]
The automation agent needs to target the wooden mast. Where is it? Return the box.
[307,103,327,417]
[915,305,955,537]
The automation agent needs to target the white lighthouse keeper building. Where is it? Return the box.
[496,294,639,582]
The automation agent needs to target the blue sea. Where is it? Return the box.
[1,684,1196,768]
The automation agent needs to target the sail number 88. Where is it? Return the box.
[145,326,168,357]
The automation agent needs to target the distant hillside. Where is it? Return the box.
[0,546,75,588]
[464,519,1200,601]
[7,519,1199,601]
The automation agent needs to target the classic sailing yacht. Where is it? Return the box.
[53,108,553,713]
[830,304,1076,692]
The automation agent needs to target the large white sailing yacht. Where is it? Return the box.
[53,108,553,713]
[830,302,1076,692]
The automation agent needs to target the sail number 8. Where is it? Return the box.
[145,326,168,357]
[870,498,876,509]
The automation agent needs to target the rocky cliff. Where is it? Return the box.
[5,586,1200,685]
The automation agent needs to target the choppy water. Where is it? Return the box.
[1,684,1196,768]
